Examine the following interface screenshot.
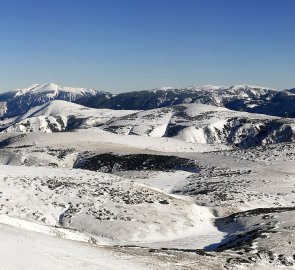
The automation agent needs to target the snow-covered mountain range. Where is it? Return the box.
[2,82,295,269]
[0,83,279,120]
[87,84,278,111]
[1,83,295,148]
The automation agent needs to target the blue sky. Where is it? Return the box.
[0,0,294,92]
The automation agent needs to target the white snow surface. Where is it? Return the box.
[0,164,224,248]
[0,223,148,270]
[0,129,231,153]
[101,103,295,146]
[4,100,137,133]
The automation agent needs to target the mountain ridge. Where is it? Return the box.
[84,84,278,110]
[0,83,112,119]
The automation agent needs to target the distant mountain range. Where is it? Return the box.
[2,83,295,118]
[0,83,276,117]
[85,85,277,111]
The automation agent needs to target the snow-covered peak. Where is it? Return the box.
[14,83,100,97]
[0,83,111,119]
[35,82,59,92]
[19,100,86,120]
[14,84,43,96]
[14,83,59,96]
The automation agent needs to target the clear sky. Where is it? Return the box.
[0,0,294,93]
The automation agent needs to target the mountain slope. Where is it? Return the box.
[101,103,295,148]
[247,89,295,118]
[0,164,222,246]
[86,85,277,110]
[0,83,111,119]
[3,100,136,133]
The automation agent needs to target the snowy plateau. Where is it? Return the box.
[1,83,295,269]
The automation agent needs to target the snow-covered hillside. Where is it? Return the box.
[0,164,223,247]
[2,130,295,268]
[3,100,136,132]
[101,103,295,148]
[0,83,111,119]
[3,100,295,149]
[246,88,295,117]
[0,223,150,270]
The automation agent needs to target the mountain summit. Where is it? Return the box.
[0,83,111,118]
[14,83,100,98]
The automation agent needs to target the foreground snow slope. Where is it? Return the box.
[1,137,295,268]
[0,164,223,247]
[1,220,280,270]
[0,223,148,270]
[0,129,230,155]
